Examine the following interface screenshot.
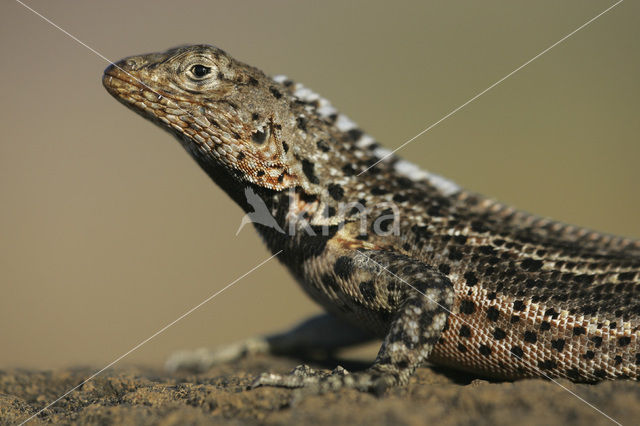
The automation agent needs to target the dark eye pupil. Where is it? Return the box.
[191,65,211,78]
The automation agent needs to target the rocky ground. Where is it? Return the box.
[1,355,639,425]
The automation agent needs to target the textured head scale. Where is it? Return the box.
[103,45,456,223]
[102,44,327,192]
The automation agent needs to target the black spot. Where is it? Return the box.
[411,225,432,240]
[292,226,339,262]
[618,272,635,281]
[521,258,543,272]
[413,281,428,293]
[510,315,520,323]
[316,140,331,152]
[269,87,282,99]
[301,159,319,184]
[513,300,526,311]
[493,328,507,340]
[460,300,476,315]
[486,307,500,322]
[371,186,388,196]
[567,368,581,380]
[434,264,450,276]
[282,141,289,153]
[538,359,557,370]
[635,353,640,366]
[299,191,317,203]
[618,336,631,347]
[463,272,478,287]
[487,292,497,301]
[583,351,595,360]
[396,177,413,188]
[454,235,468,244]
[471,221,489,233]
[252,128,268,144]
[479,245,496,255]
[544,308,559,319]
[540,321,551,331]
[359,281,376,303]
[395,359,409,370]
[551,339,565,352]
[374,208,395,233]
[356,234,369,241]
[458,343,468,353]
[615,355,623,365]
[347,128,364,141]
[594,369,607,379]
[388,194,406,205]
[459,325,471,338]
[448,248,463,261]
[251,112,260,120]
[573,326,586,336]
[327,184,344,201]
[237,152,245,161]
[610,322,617,329]
[334,256,353,280]
[256,170,265,177]
[591,336,603,348]
[511,346,524,358]
[479,345,492,356]
[524,331,537,344]
[341,164,355,176]
[581,305,597,316]
[296,116,307,131]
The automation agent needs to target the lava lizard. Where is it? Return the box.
[103,44,640,394]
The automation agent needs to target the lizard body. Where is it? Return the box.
[103,45,640,392]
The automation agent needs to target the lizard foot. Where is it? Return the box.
[165,337,270,373]
[251,364,396,396]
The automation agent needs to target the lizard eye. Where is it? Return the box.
[190,64,212,78]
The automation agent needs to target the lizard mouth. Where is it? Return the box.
[103,63,165,108]
[102,62,218,154]
[102,63,184,132]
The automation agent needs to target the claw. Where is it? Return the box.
[250,363,394,396]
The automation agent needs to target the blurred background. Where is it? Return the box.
[0,0,638,369]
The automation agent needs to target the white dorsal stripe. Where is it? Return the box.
[395,160,460,196]
[335,114,357,131]
[272,74,461,196]
[272,74,288,83]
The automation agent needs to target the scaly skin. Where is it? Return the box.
[103,45,640,393]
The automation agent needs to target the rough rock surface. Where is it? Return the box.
[1,355,639,425]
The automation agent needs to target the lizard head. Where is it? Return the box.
[103,44,349,195]
[103,44,425,233]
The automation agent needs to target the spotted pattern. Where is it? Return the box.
[105,45,640,391]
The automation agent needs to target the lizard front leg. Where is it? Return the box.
[252,249,454,394]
